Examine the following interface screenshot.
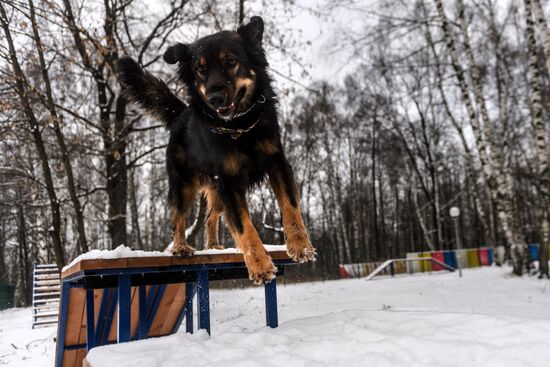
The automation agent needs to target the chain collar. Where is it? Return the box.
[203,94,266,140]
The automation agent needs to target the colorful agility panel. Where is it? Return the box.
[455,249,469,269]
[478,248,490,266]
[467,249,480,268]
[406,252,421,274]
[528,244,539,260]
[443,251,457,268]
[431,251,445,271]
[419,252,432,272]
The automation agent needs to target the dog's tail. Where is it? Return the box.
[117,56,185,127]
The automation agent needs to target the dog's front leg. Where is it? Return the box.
[216,182,276,284]
[268,156,316,263]
[169,180,197,257]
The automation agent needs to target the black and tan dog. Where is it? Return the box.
[117,16,315,284]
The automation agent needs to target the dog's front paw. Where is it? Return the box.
[171,241,196,257]
[245,252,277,285]
[207,243,225,250]
[287,232,317,263]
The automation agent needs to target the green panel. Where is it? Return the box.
[0,285,14,311]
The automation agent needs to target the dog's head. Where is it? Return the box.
[164,16,267,121]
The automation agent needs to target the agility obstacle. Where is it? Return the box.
[32,263,60,329]
[365,257,456,281]
[55,248,294,367]
[339,247,495,279]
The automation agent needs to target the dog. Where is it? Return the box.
[117,16,316,284]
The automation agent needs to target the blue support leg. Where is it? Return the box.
[265,278,278,328]
[117,274,131,343]
[185,283,195,333]
[137,286,147,340]
[197,270,210,334]
[55,281,71,367]
[85,289,95,350]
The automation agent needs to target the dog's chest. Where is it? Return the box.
[187,133,265,178]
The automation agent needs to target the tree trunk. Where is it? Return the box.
[129,168,144,250]
[525,0,550,278]
[28,0,88,254]
[435,0,526,274]
[0,3,65,268]
[533,0,550,77]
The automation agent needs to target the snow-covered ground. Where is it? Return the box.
[2,267,550,366]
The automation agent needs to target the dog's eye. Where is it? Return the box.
[225,57,238,67]
[196,64,207,75]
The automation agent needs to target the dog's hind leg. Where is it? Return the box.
[216,182,276,285]
[169,178,198,257]
[204,187,224,250]
[268,155,316,263]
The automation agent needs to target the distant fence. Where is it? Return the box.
[339,243,550,279]
[339,247,493,279]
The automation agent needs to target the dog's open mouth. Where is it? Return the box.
[215,88,246,121]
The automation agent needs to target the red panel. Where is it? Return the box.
[339,265,350,278]
[431,252,444,271]
[479,248,490,266]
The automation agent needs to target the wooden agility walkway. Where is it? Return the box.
[55,248,294,367]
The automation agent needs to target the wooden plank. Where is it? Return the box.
[148,283,180,337]
[62,250,291,278]
[74,349,87,367]
[62,258,129,278]
[62,349,77,367]
[130,287,139,338]
[64,288,86,347]
[127,256,172,268]
[159,283,186,335]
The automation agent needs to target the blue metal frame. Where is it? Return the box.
[117,274,131,343]
[137,286,147,340]
[172,282,196,334]
[264,279,278,328]
[197,269,210,334]
[55,258,295,367]
[145,284,166,334]
[85,289,95,350]
[55,281,71,367]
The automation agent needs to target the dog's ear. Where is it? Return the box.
[163,43,191,65]
[237,16,264,46]
[237,16,267,66]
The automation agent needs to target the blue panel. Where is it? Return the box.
[197,270,210,334]
[528,244,539,261]
[264,278,278,328]
[137,286,147,340]
[444,251,457,269]
[117,274,132,343]
[55,281,71,367]
[85,289,95,350]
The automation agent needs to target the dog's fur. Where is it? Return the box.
[118,16,315,284]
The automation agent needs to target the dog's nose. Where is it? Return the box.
[208,93,226,109]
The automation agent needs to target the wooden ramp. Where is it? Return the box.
[56,248,293,367]
[32,264,60,329]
